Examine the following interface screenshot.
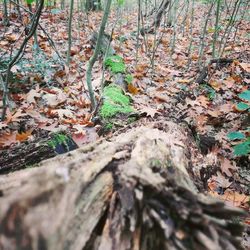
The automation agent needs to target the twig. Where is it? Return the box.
[9,0,64,63]
[1,0,44,121]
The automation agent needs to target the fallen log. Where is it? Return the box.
[0,131,78,174]
[0,121,245,250]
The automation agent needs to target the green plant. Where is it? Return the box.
[125,74,133,84]
[47,133,70,149]
[201,84,216,100]
[227,130,250,156]
[104,55,126,74]
[236,90,250,111]
[104,122,113,130]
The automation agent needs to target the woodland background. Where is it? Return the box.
[0,0,249,249]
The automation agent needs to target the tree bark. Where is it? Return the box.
[85,0,102,11]
[142,0,170,34]
[0,121,245,250]
[0,132,77,175]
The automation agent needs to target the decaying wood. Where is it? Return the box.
[0,132,77,175]
[0,121,245,250]
[195,58,234,84]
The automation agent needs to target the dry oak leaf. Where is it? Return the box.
[210,190,249,210]
[26,86,41,104]
[5,110,26,124]
[196,95,209,108]
[210,171,232,189]
[50,109,74,121]
[16,130,33,142]
[42,89,67,108]
[239,62,250,73]
[127,83,139,95]
[220,158,237,177]
[209,80,222,91]
[0,132,17,148]
[140,106,160,118]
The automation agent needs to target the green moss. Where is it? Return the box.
[125,74,133,84]
[128,117,136,123]
[47,133,69,149]
[150,158,162,168]
[104,55,126,74]
[100,84,133,119]
[105,123,113,130]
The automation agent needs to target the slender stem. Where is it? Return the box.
[67,0,74,65]
[1,0,44,121]
[86,0,112,110]
[198,1,214,68]
[3,0,9,26]
[212,0,221,58]
[135,0,141,66]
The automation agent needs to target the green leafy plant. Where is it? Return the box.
[235,90,250,111]
[233,139,250,156]
[227,130,250,156]
[125,74,133,84]
[26,0,35,4]
[47,133,70,149]
[201,84,216,100]
[117,0,125,6]
[104,55,126,74]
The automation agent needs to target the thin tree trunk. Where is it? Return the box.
[86,0,112,109]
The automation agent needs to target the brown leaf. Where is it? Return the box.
[0,132,17,148]
[239,62,250,73]
[26,86,41,104]
[127,83,139,95]
[196,95,209,108]
[220,158,237,177]
[140,107,160,118]
[16,130,33,142]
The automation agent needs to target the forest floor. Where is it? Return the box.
[0,3,249,247]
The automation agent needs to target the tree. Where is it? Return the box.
[85,0,102,11]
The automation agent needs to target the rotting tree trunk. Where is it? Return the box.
[0,132,77,174]
[0,121,245,250]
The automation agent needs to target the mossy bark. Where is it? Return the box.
[97,84,137,133]
[0,122,245,250]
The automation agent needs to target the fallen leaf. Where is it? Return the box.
[26,86,41,104]
[239,62,250,73]
[128,83,139,95]
[220,158,237,177]
[51,109,74,120]
[196,95,209,108]
[16,130,33,142]
[0,132,17,148]
[140,106,160,118]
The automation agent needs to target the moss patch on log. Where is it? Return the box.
[100,84,133,119]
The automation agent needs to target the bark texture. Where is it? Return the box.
[85,0,102,11]
[143,0,170,34]
[0,132,77,174]
[0,121,245,250]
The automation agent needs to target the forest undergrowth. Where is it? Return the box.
[0,1,249,246]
